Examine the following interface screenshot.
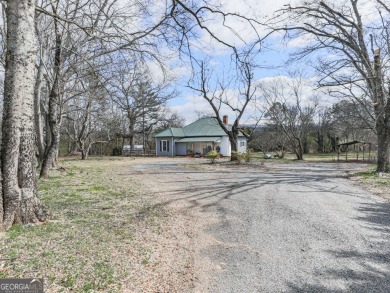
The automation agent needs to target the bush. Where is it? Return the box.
[243,148,253,162]
[112,146,122,156]
[232,149,253,164]
[206,150,219,163]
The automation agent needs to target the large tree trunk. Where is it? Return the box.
[80,141,89,160]
[228,128,239,161]
[373,50,390,173]
[1,0,46,229]
[376,118,390,172]
[81,149,88,160]
[40,6,62,179]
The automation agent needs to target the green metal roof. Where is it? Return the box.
[171,127,185,137]
[182,118,226,136]
[177,136,221,143]
[154,128,173,137]
[154,117,246,138]
[154,127,185,137]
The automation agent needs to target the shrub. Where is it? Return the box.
[243,148,253,162]
[233,149,253,164]
[206,150,219,163]
[111,146,122,156]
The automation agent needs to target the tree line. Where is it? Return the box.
[0,0,389,229]
[0,0,262,229]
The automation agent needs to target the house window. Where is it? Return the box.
[160,140,170,152]
[240,141,245,147]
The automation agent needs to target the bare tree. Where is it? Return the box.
[108,62,172,150]
[260,75,317,160]
[1,0,46,229]
[189,60,262,159]
[33,0,263,177]
[250,125,289,158]
[0,0,263,228]
[64,74,109,160]
[330,99,377,144]
[273,0,390,171]
[314,107,332,153]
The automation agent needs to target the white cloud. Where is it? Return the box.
[167,72,342,126]
[191,0,300,55]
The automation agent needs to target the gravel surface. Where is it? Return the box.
[130,158,390,293]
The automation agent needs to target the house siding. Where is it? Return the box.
[237,137,247,153]
[155,137,174,157]
[220,136,231,156]
[176,142,187,156]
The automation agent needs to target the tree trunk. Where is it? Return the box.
[228,129,238,161]
[373,50,390,173]
[303,132,309,154]
[294,138,304,160]
[81,150,87,160]
[80,142,88,160]
[40,8,62,179]
[40,119,61,178]
[376,119,390,172]
[329,134,338,153]
[1,0,46,229]
[130,135,134,151]
[295,151,303,160]
[316,131,324,153]
[34,59,45,163]
[129,120,135,151]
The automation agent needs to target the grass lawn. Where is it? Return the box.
[251,151,375,163]
[0,157,170,292]
[353,168,390,200]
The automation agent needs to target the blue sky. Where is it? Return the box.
[165,35,297,124]
[154,0,384,125]
[154,0,303,124]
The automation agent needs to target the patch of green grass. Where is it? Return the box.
[140,247,152,266]
[357,171,377,177]
[61,276,76,288]
[7,249,18,258]
[0,270,8,278]
[2,157,167,291]
[39,180,62,191]
[83,283,94,292]
[90,185,107,191]
[7,224,25,239]
[354,167,390,199]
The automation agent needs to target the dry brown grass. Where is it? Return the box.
[350,169,390,200]
[0,157,185,292]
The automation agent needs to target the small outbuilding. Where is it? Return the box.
[336,140,374,162]
[154,117,247,157]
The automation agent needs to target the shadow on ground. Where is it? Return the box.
[287,201,390,292]
[133,160,390,292]
[147,164,366,212]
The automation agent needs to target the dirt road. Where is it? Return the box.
[130,158,390,292]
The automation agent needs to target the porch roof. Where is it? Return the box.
[176,136,221,143]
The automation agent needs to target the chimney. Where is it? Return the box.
[223,115,228,125]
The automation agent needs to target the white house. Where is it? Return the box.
[154,116,248,157]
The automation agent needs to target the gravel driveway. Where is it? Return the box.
[131,158,390,293]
